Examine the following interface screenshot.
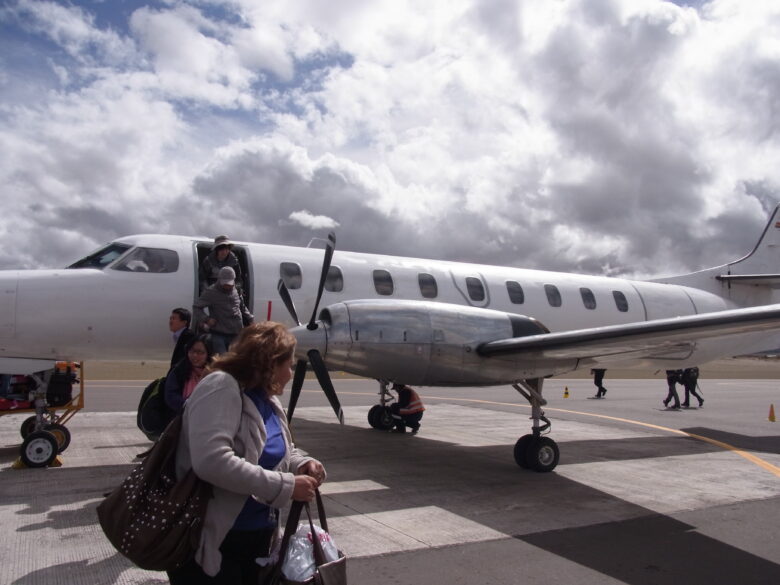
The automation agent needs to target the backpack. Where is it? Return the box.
[136,376,174,441]
[97,414,212,571]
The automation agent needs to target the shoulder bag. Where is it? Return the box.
[97,414,212,571]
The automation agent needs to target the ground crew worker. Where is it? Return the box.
[390,383,425,434]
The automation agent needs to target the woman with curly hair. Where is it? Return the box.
[168,322,326,584]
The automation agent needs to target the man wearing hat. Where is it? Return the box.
[199,235,244,297]
[193,266,254,354]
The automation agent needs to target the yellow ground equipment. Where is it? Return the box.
[1,361,84,468]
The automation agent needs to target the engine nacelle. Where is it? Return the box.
[303,299,573,386]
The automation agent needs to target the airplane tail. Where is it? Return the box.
[655,204,780,307]
[720,204,780,280]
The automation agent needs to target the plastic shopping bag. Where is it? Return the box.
[281,522,340,582]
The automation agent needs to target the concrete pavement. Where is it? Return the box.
[1,377,779,584]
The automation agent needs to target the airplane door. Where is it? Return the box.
[0,276,16,338]
[449,270,490,308]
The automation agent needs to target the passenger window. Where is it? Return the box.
[325,266,343,292]
[67,243,131,269]
[506,281,524,304]
[466,277,485,301]
[580,287,597,310]
[418,273,438,298]
[112,247,179,273]
[280,262,302,290]
[544,284,562,307]
[373,269,394,295]
[613,291,629,312]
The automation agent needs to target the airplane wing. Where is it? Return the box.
[477,304,780,362]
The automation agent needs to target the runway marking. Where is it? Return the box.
[320,390,780,478]
[320,480,389,495]
[555,451,780,515]
[327,506,507,557]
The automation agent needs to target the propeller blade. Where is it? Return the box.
[286,359,308,423]
[308,348,344,424]
[307,232,336,330]
[277,279,301,326]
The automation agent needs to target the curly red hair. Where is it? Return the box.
[208,322,296,394]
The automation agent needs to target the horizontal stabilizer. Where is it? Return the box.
[716,274,780,285]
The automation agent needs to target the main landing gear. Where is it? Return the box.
[367,381,395,431]
[512,378,560,472]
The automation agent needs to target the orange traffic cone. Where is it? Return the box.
[770,404,776,422]
[564,386,570,398]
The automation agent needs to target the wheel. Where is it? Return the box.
[513,434,534,468]
[368,405,382,429]
[44,423,71,453]
[20,415,39,439]
[20,431,59,468]
[376,406,394,430]
[368,405,394,430]
[525,437,559,472]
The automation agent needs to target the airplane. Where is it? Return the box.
[3,205,780,472]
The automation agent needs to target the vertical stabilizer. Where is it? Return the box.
[724,204,780,277]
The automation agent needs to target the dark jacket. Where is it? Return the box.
[171,327,196,368]
[199,250,243,293]
[193,284,253,335]
[163,358,191,413]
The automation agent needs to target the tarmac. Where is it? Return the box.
[1,376,779,584]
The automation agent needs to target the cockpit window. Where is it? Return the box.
[67,243,132,269]
[112,247,179,273]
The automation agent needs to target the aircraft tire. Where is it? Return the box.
[367,405,381,428]
[368,405,394,430]
[20,431,58,468]
[526,437,559,472]
[44,423,71,453]
[20,415,38,439]
[513,435,534,468]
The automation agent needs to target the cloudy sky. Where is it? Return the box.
[1,0,779,278]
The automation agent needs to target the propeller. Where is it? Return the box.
[278,232,344,425]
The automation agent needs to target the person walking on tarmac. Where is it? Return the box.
[680,366,704,408]
[663,370,682,409]
[591,368,607,398]
[390,383,425,434]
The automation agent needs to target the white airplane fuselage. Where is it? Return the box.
[1,230,777,378]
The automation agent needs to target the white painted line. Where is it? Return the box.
[556,451,780,515]
[320,480,389,495]
[328,506,508,558]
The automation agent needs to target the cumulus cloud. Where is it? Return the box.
[0,0,779,278]
[287,210,340,230]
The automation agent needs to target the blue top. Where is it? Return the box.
[232,388,287,531]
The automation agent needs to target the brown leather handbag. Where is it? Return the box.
[96,414,212,571]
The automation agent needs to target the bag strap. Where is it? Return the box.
[277,499,304,560]
[303,501,328,567]
[274,489,329,571]
[313,489,328,533]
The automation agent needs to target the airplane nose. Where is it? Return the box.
[289,323,327,359]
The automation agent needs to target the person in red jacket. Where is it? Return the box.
[390,383,425,434]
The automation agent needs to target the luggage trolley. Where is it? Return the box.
[0,361,84,468]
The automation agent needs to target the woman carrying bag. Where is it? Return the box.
[167,322,326,584]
